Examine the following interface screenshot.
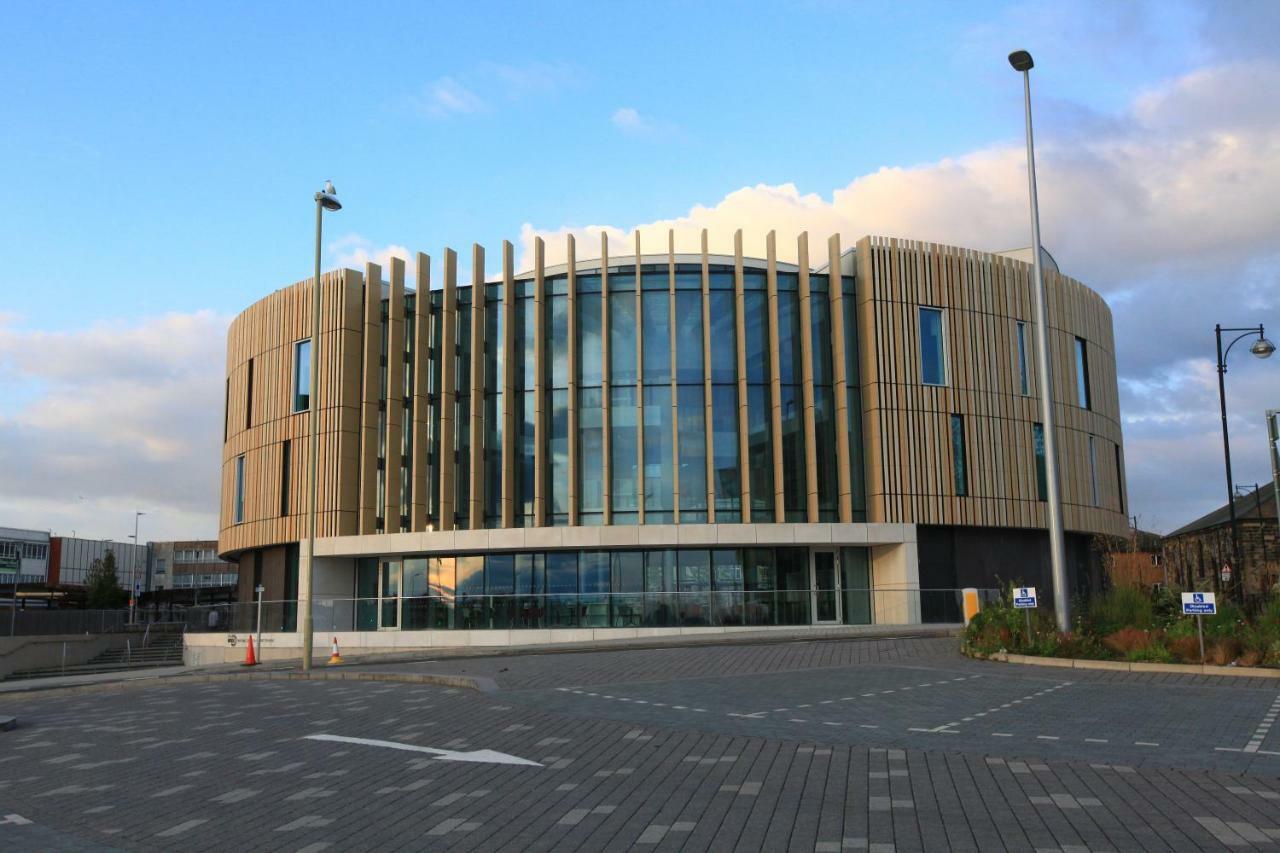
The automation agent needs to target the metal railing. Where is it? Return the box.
[184,588,997,635]
[3,608,193,637]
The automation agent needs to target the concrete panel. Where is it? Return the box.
[790,523,832,544]
[452,530,489,553]
[561,526,603,548]
[716,524,758,545]
[599,526,641,547]
[637,525,679,547]
[524,527,564,549]
[676,525,718,545]
[753,525,796,545]
[830,524,870,545]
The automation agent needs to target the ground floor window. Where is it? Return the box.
[346,546,873,631]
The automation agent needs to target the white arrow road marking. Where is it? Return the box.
[303,734,542,766]
[1,815,33,826]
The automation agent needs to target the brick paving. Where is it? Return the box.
[1,636,1279,850]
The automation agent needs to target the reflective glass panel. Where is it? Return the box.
[611,386,638,514]
[1033,422,1047,501]
[744,291,769,383]
[610,290,637,385]
[919,307,946,385]
[545,552,578,628]
[780,384,805,521]
[674,291,703,384]
[747,384,773,521]
[643,385,674,516]
[778,290,802,385]
[578,387,604,516]
[677,385,707,521]
[678,550,711,626]
[549,294,568,389]
[550,388,569,523]
[708,291,736,384]
[578,293,602,387]
[642,291,671,384]
[579,551,609,628]
[711,385,740,521]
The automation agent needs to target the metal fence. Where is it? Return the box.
[2,607,195,637]
[185,588,998,635]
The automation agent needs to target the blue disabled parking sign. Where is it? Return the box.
[1181,591,1217,616]
[1013,587,1037,609]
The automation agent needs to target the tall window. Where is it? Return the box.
[744,285,773,521]
[1088,434,1099,507]
[279,439,291,517]
[1016,322,1029,396]
[610,273,639,522]
[293,339,311,413]
[245,357,255,428]
[709,280,740,521]
[547,282,569,525]
[777,277,806,521]
[1032,422,1047,501]
[1113,444,1125,513]
[919,307,946,386]
[577,276,604,525]
[675,284,706,523]
[950,414,968,497]
[1074,337,1092,410]
[224,378,230,441]
[234,454,245,524]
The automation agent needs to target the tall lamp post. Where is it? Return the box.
[1214,323,1274,603]
[302,181,342,671]
[1009,50,1071,632]
[129,510,146,623]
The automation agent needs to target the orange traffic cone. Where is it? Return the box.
[327,636,343,665]
[241,635,258,667]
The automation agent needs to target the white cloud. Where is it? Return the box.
[417,76,485,118]
[412,61,577,120]
[330,234,415,282]
[523,60,1280,531]
[0,311,230,541]
[611,107,647,133]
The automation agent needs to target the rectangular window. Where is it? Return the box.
[747,384,773,522]
[1032,422,1047,501]
[1088,434,1099,507]
[577,293,602,387]
[641,290,671,384]
[234,455,245,524]
[674,291,704,384]
[549,388,569,524]
[1016,322,1029,396]
[293,339,311,413]
[711,385,740,521]
[578,388,604,521]
[708,290,736,384]
[610,288,637,386]
[677,385,707,522]
[1074,337,1091,410]
[245,358,254,428]
[950,414,968,497]
[279,440,291,517]
[1114,443,1125,514]
[224,378,230,441]
[643,385,674,521]
[611,385,638,519]
[919,307,946,386]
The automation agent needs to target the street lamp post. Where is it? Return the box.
[302,181,342,672]
[1214,323,1275,603]
[1009,49,1071,632]
[129,511,145,623]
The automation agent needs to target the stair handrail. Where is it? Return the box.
[142,622,151,648]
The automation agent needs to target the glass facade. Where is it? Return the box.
[351,546,872,630]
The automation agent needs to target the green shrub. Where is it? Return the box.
[1204,601,1246,640]
[1125,642,1174,663]
[1087,586,1154,636]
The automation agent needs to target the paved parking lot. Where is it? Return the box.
[2,636,1280,851]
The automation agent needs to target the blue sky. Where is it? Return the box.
[1,0,1277,540]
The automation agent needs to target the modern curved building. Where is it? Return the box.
[214,231,1127,648]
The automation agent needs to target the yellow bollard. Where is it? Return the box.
[962,588,980,626]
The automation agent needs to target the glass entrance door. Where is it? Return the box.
[811,549,841,624]
[378,559,401,630]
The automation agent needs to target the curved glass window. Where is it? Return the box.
[642,385,674,522]
[677,384,707,523]
[747,385,773,522]
[610,289,637,385]
[642,291,671,384]
[744,291,769,384]
[674,291,703,384]
[610,386,638,521]
[578,292,602,387]
[578,388,604,524]
[708,291,736,384]
[711,385,741,521]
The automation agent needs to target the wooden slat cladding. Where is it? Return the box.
[219,269,362,556]
[855,235,1128,538]
[221,231,1129,558]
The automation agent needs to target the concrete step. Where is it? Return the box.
[5,658,184,680]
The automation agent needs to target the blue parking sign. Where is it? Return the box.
[1013,587,1037,609]
[1181,591,1216,616]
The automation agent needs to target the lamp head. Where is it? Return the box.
[1008,50,1034,72]
[317,180,342,212]
[1251,336,1276,359]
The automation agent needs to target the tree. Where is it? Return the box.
[86,550,127,609]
